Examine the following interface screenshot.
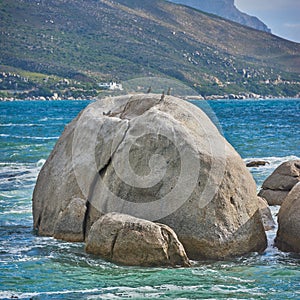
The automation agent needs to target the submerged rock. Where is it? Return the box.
[258,160,300,205]
[85,212,190,267]
[275,183,300,253]
[246,160,269,168]
[32,93,267,261]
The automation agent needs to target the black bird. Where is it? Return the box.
[147,86,152,93]
[103,110,111,116]
[160,91,165,102]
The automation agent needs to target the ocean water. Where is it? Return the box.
[0,98,299,299]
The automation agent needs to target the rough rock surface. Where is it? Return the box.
[32,93,267,260]
[53,198,86,242]
[275,183,300,253]
[85,212,190,267]
[258,160,300,205]
[257,197,276,231]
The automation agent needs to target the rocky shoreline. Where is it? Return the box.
[185,93,300,100]
[0,95,96,101]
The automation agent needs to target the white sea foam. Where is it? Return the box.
[0,208,31,215]
[0,123,38,127]
[0,134,59,140]
[0,192,15,198]
[14,256,41,263]
[7,245,37,255]
[39,117,65,121]
[244,155,299,170]
[210,285,264,296]
[36,159,46,168]
[0,159,46,191]
[0,289,101,300]
[88,286,167,299]
[158,284,200,292]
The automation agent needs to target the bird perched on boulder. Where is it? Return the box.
[160,91,165,102]
[103,110,111,116]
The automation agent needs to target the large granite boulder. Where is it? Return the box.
[275,183,300,253]
[258,160,300,205]
[85,212,190,267]
[32,93,267,260]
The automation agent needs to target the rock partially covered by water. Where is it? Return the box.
[258,160,300,205]
[246,160,269,168]
[275,183,300,253]
[32,93,266,261]
[85,212,190,267]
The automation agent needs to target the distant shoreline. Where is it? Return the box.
[184,94,300,101]
[1,94,300,102]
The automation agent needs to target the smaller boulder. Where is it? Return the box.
[257,197,276,231]
[53,198,87,242]
[85,213,190,267]
[246,160,269,168]
[275,183,300,253]
[258,160,300,205]
[258,190,289,206]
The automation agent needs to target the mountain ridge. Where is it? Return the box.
[168,0,271,33]
[0,0,299,98]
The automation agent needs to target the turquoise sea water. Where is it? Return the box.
[0,99,299,299]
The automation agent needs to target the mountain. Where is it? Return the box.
[169,0,271,33]
[0,0,299,98]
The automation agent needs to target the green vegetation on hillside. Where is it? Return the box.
[0,65,103,99]
[0,0,299,98]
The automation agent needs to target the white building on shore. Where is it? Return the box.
[98,82,123,91]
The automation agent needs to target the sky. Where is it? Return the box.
[235,0,300,43]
